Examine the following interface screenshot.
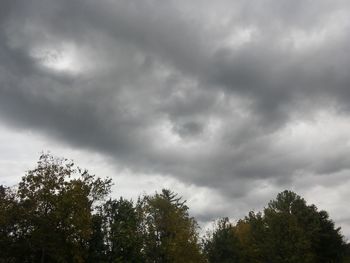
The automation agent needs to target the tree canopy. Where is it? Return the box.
[203,190,347,263]
[0,154,349,262]
[138,189,204,263]
[1,154,112,262]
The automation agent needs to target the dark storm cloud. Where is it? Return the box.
[1,0,350,203]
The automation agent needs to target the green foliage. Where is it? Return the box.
[262,190,345,263]
[0,153,112,263]
[139,189,204,263]
[0,185,22,261]
[103,198,144,262]
[0,155,348,263]
[203,217,241,263]
[87,214,108,263]
[203,190,347,263]
[237,212,268,262]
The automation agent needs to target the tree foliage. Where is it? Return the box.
[139,189,204,263]
[0,155,348,263]
[203,217,241,263]
[203,190,347,263]
[103,198,144,262]
[0,153,112,263]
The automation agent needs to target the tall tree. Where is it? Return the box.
[139,189,204,263]
[103,198,144,262]
[263,190,345,263]
[202,190,346,263]
[203,217,241,263]
[262,191,314,262]
[1,153,112,263]
[236,212,268,263]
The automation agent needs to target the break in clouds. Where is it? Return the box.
[1,0,350,236]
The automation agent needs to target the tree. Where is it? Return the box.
[202,190,346,263]
[261,191,314,262]
[1,156,347,263]
[203,217,241,263]
[87,213,108,263]
[313,210,345,262]
[263,190,345,263]
[139,189,204,263]
[1,153,112,263]
[0,185,24,262]
[236,212,268,263]
[103,198,144,262]
[343,243,350,263]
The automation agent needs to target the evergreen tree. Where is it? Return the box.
[139,189,204,263]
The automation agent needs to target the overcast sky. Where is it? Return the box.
[1,0,350,239]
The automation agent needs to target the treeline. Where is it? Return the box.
[0,154,349,263]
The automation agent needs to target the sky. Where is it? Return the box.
[1,0,350,239]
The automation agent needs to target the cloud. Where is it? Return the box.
[1,0,350,237]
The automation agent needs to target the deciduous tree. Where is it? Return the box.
[1,153,112,263]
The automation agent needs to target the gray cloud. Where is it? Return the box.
[1,0,350,235]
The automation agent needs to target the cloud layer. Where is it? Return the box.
[1,0,350,237]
